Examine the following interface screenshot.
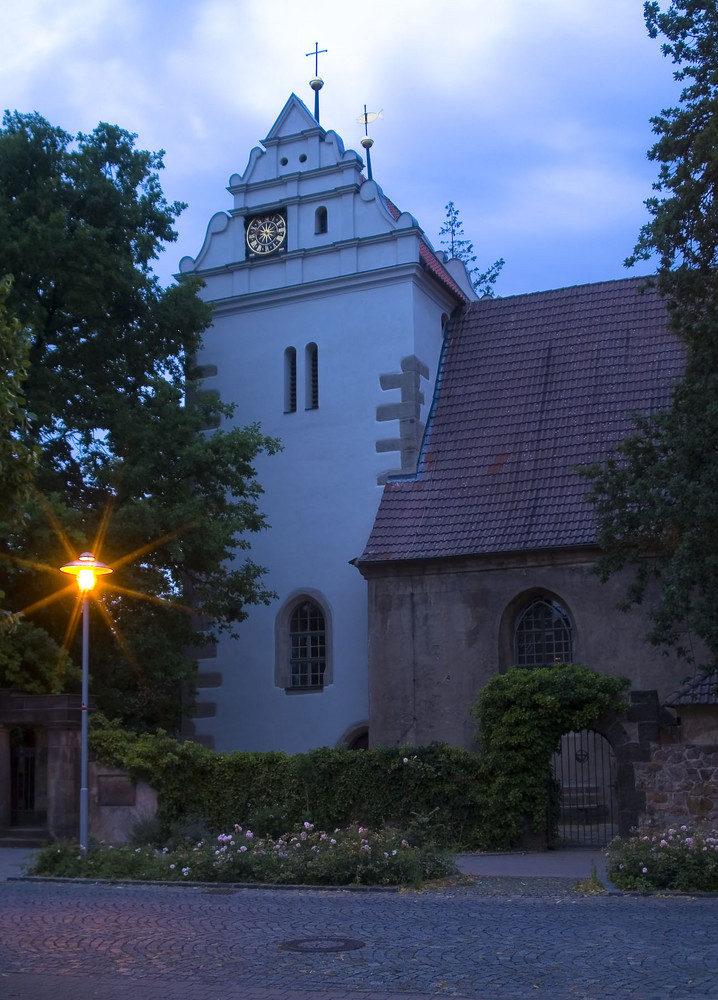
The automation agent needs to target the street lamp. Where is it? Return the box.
[60,552,112,853]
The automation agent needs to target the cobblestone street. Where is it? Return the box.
[1,877,717,1000]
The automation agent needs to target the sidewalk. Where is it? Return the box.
[456,847,609,881]
[0,847,37,880]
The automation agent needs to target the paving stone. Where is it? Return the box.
[0,877,717,1000]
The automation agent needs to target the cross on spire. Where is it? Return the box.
[306,42,327,77]
[306,42,327,123]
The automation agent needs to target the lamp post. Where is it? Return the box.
[60,552,112,853]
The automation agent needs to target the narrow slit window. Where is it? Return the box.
[305,343,318,410]
[315,206,328,234]
[284,347,296,413]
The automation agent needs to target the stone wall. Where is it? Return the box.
[88,762,157,845]
[636,744,718,829]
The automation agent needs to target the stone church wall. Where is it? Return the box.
[636,744,718,830]
[364,550,689,749]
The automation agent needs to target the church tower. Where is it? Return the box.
[179,91,474,752]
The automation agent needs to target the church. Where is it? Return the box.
[179,87,687,756]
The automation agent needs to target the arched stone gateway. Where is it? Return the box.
[551,729,618,847]
[549,694,668,847]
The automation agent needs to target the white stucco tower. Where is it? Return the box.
[179,94,473,752]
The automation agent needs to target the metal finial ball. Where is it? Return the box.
[361,136,374,149]
[310,77,324,91]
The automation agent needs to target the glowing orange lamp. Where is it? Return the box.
[60,552,112,852]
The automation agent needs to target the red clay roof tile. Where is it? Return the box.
[360,277,684,563]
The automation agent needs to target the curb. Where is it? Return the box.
[11,874,400,892]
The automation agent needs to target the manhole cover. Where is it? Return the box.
[278,936,365,953]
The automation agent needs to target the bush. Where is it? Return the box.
[89,717,483,848]
[29,822,458,887]
[471,664,628,850]
[607,826,718,891]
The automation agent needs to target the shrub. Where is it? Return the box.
[607,826,718,891]
[29,822,458,887]
[89,717,483,848]
[471,664,628,850]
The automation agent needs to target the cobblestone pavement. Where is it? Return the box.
[1,877,717,1000]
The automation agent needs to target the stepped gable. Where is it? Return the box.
[360,276,684,563]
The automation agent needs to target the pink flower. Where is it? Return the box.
[246,830,254,840]
[403,757,409,763]
[240,845,247,853]
[300,832,307,841]
[642,867,648,873]
[304,821,313,830]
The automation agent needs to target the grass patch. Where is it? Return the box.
[573,861,607,894]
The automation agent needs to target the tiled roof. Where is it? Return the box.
[417,240,469,303]
[664,673,718,706]
[382,192,469,303]
[360,277,684,563]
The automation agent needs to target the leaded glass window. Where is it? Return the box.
[289,600,326,687]
[514,597,573,668]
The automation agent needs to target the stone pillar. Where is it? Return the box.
[0,724,10,827]
[45,725,81,841]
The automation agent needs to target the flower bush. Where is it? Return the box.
[607,826,718,891]
[29,822,457,887]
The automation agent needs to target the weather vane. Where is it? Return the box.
[356,106,383,181]
[306,42,328,123]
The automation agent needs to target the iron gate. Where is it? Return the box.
[550,729,618,847]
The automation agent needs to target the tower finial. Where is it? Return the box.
[306,42,327,123]
[356,106,383,182]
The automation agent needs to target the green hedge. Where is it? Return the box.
[90,718,483,847]
[91,663,629,852]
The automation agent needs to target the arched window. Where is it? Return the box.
[514,597,573,668]
[315,206,328,234]
[275,591,332,691]
[305,342,318,410]
[289,600,326,688]
[284,347,296,413]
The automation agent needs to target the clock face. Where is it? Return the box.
[246,212,287,255]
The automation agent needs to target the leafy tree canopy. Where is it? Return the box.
[584,1,718,667]
[0,276,36,522]
[438,201,504,296]
[0,111,279,730]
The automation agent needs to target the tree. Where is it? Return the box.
[0,112,279,730]
[0,277,36,522]
[438,201,504,296]
[583,2,718,667]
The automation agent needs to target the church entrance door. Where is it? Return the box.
[550,729,618,847]
[10,726,45,826]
